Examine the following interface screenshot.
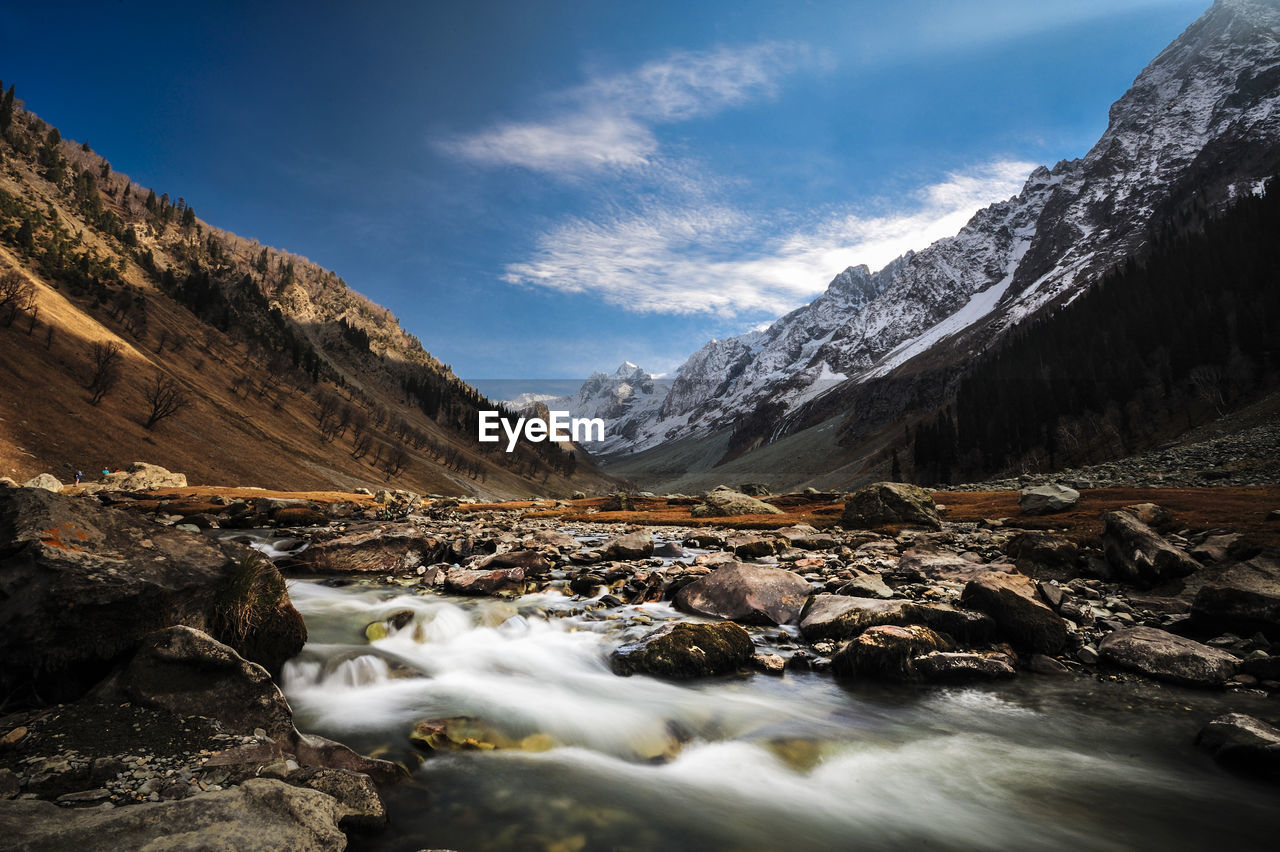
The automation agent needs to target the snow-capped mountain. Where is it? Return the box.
[516,362,670,455]
[609,0,1280,458]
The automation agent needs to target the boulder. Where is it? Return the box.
[1098,626,1238,687]
[99,462,187,490]
[1190,553,1280,640]
[1100,510,1200,588]
[830,625,948,680]
[21,473,62,492]
[0,778,347,851]
[94,625,296,740]
[602,531,654,559]
[841,482,940,530]
[282,524,444,574]
[776,525,838,551]
[444,565,527,596]
[837,574,895,599]
[961,572,1067,654]
[894,548,1014,584]
[690,490,784,517]
[287,767,387,831]
[1018,484,1079,515]
[1195,713,1280,778]
[0,488,305,702]
[738,483,771,496]
[1190,533,1240,564]
[799,595,995,645]
[600,493,634,512]
[675,563,812,625]
[1004,531,1080,582]
[611,621,753,679]
[726,534,777,558]
[912,651,1017,684]
[1121,502,1174,531]
[473,549,554,576]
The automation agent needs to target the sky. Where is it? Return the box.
[0,0,1209,384]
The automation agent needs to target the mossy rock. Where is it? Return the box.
[611,621,753,679]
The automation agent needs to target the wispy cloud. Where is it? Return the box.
[440,42,817,175]
[503,160,1036,317]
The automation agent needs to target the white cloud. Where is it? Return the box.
[503,159,1036,317]
[440,42,815,175]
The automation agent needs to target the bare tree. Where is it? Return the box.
[1189,365,1227,416]
[0,270,35,327]
[142,373,190,429]
[87,340,123,404]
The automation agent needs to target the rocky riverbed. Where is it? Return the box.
[2,472,1279,849]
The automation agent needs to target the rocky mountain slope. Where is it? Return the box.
[604,0,1280,465]
[515,362,670,456]
[0,88,618,497]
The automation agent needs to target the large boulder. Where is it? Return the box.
[690,490,784,517]
[611,621,754,679]
[99,461,187,490]
[830,624,949,680]
[0,488,305,702]
[1018,484,1079,515]
[0,778,348,851]
[841,482,940,530]
[1004,531,1080,582]
[1098,626,1238,687]
[1100,510,1200,588]
[1195,713,1280,779]
[444,565,527,596]
[602,531,654,559]
[21,473,62,492]
[961,572,1067,654]
[95,626,296,740]
[1190,552,1280,640]
[282,524,445,574]
[799,595,994,645]
[675,563,811,625]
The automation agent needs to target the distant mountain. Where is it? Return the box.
[0,91,617,496]
[514,362,669,456]
[601,0,1280,476]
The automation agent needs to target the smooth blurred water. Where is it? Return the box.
[281,579,1278,852]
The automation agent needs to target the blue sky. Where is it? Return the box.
[1,0,1207,382]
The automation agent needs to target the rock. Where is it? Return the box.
[893,549,1014,584]
[1028,653,1070,675]
[444,565,527,596]
[95,625,297,740]
[738,483,771,496]
[600,493,635,512]
[571,490,587,500]
[287,767,387,831]
[474,549,554,576]
[271,506,329,527]
[1098,626,1238,687]
[1100,510,1200,589]
[1190,553,1280,640]
[841,482,940,530]
[652,541,686,559]
[0,778,347,850]
[611,621,754,679]
[799,595,993,644]
[830,625,949,680]
[283,524,444,574]
[602,531,654,559]
[1195,713,1280,778]
[99,462,187,491]
[912,651,1017,683]
[1018,484,1079,515]
[776,525,837,551]
[1121,503,1174,531]
[726,534,777,558]
[21,473,62,492]
[0,488,305,701]
[674,563,812,625]
[837,574,895,599]
[1005,531,1080,582]
[961,572,1067,654]
[1241,654,1280,680]
[690,490,784,518]
[752,652,786,674]
[1190,533,1240,564]
[0,769,18,800]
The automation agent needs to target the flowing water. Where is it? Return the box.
[279,578,1277,852]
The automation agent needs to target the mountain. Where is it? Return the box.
[515,362,669,456]
[0,89,617,497]
[600,0,1280,481]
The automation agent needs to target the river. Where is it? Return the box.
[274,575,1278,851]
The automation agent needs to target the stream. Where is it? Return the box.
[276,576,1278,851]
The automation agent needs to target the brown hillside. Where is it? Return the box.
[0,92,620,498]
